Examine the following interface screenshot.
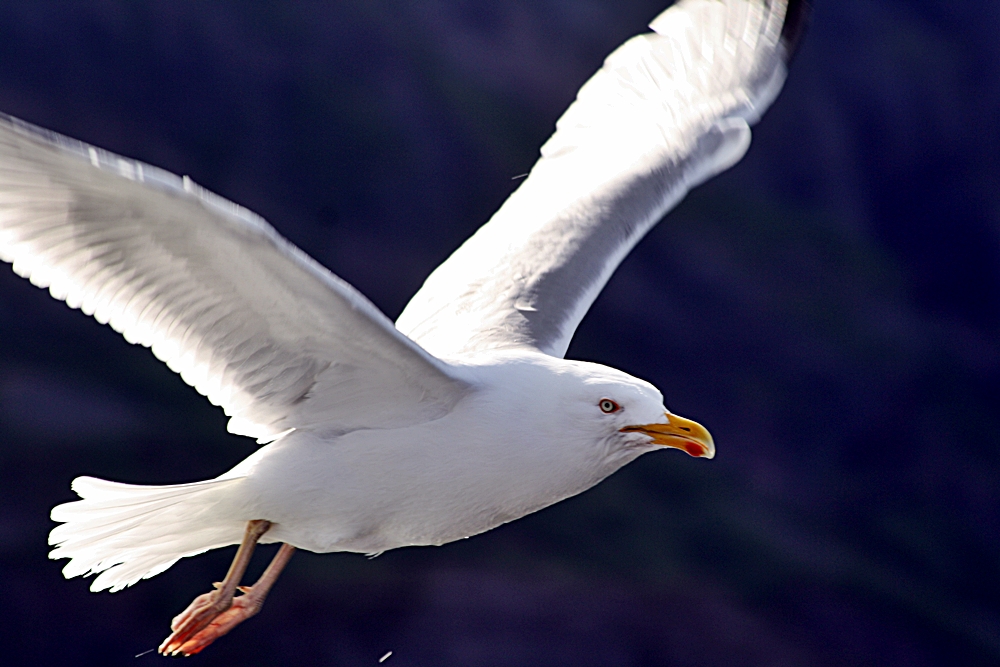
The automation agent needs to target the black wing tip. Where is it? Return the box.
[780,0,812,63]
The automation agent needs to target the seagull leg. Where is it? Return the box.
[158,519,289,656]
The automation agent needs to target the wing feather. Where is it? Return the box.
[397,0,805,358]
[0,114,469,442]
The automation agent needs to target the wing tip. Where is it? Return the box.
[779,0,812,63]
[0,110,70,152]
[0,109,279,241]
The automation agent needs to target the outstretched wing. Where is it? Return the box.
[0,114,469,442]
[397,0,807,359]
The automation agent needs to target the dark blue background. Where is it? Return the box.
[1,1,998,665]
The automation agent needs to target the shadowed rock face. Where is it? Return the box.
[1,1,999,665]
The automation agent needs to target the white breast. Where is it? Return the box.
[235,358,643,554]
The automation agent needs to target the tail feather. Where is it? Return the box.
[49,475,249,592]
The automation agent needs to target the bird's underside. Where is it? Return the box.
[0,0,807,656]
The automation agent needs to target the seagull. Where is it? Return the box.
[0,0,805,656]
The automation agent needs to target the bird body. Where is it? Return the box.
[0,0,806,654]
[241,352,672,551]
[52,350,689,590]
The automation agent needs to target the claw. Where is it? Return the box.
[169,594,263,655]
[159,589,233,653]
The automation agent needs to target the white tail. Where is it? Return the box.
[49,475,248,592]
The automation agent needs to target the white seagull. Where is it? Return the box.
[0,0,805,656]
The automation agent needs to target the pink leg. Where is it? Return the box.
[158,520,295,656]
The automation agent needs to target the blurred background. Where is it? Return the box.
[1,1,998,665]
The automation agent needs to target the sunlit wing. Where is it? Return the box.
[397,0,807,358]
[0,114,469,442]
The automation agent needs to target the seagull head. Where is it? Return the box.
[567,361,715,460]
[484,354,715,462]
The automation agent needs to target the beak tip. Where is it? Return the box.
[700,434,716,459]
[687,440,715,459]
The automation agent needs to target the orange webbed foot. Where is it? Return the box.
[156,525,293,657]
[158,585,233,656]
[161,590,263,656]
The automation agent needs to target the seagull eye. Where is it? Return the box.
[599,399,621,414]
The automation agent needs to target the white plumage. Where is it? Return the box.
[0,121,466,444]
[0,0,802,637]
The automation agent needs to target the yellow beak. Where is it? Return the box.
[620,413,715,458]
